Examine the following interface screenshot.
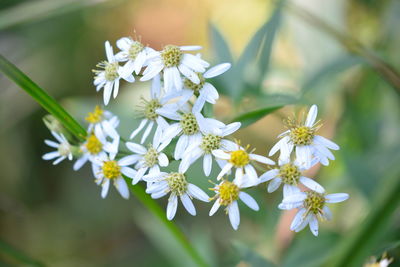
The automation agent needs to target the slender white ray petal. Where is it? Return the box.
[290,208,307,230]
[309,216,319,236]
[228,201,240,230]
[313,135,340,150]
[249,154,275,165]
[203,154,212,176]
[101,179,110,198]
[180,194,196,215]
[305,104,318,127]
[259,169,279,183]
[239,192,259,211]
[267,178,282,193]
[209,200,221,216]
[115,177,129,199]
[130,119,148,139]
[203,63,231,78]
[167,194,178,220]
[188,184,209,202]
[325,193,349,203]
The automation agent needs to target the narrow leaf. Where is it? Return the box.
[231,106,282,128]
[0,240,44,267]
[209,23,233,63]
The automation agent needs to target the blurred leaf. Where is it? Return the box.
[0,0,109,30]
[232,241,276,267]
[0,240,44,267]
[0,54,87,140]
[209,23,233,63]
[232,106,282,128]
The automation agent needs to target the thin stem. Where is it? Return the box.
[0,240,44,266]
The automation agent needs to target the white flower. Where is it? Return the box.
[129,75,187,144]
[93,41,134,105]
[179,121,241,176]
[180,63,231,111]
[143,171,209,220]
[209,178,259,230]
[92,153,138,199]
[279,191,349,236]
[212,143,275,186]
[160,103,220,160]
[114,37,154,78]
[269,105,340,168]
[73,126,120,171]
[140,45,210,92]
[85,105,120,140]
[259,156,324,197]
[125,133,170,184]
[43,131,73,165]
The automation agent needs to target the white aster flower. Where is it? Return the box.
[179,121,241,176]
[160,102,220,160]
[279,191,349,236]
[130,74,186,144]
[92,153,138,199]
[259,156,324,197]
[269,105,340,168]
[209,178,259,230]
[181,63,231,111]
[114,37,154,78]
[140,45,210,92]
[85,105,120,139]
[43,131,73,165]
[213,142,275,186]
[93,41,134,105]
[143,171,209,220]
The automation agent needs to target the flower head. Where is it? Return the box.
[42,131,73,165]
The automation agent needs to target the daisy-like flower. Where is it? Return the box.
[259,156,324,197]
[114,37,154,78]
[73,126,119,171]
[92,153,138,199]
[181,63,231,111]
[93,41,134,105]
[279,190,349,236]
[212,142,275,186]
[42,131,73,165]
[140,45,210,92]
[269,105,340,168]
[130,75,186,144]
[143,171,209,220]
[179,121,241,176]
[160,104,222,160]
[85,105,120,139]
[125,132,170,183]
[209,178,259,230]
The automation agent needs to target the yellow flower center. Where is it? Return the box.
[166,173,188,196]
[229,150,250,167]
[289,126,315,146]
[102,160,121,179]
[218,181,239,206]
[200,134,222,154]
[143,99,162,121]
[279,163,301,185]
[184,73,205,94]
[85,106,104,124]
[304,191,325,215]
[144,147,159,167]
[85,134,103,155]
[128,41,144,60]
[161,45,182,68]
[180,113,199,135]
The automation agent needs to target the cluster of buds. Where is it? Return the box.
[42,34,348,235]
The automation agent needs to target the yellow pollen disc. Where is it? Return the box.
[184,73,205,94]
[143,99,162,121]
[289,126,315,146]
[104,62,119,81]
[144,147,159,167]
[180,113,199,135]
[200,134,222,154]
[218,181,239,206]
[85,134,103,154]
[166,173,188,196]
[229,150,250,167]
[304,191,325,215]
[128,41,144,60]
[279,163,301,185]
[102,160,121,179]
[161,45,182,68]
[85,106,104,124]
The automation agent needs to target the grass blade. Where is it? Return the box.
[231,105,282,128]
[0,240,44,267]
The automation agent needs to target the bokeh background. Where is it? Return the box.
[1,0,400,266]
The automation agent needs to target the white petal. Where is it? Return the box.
[283,184,301,198]
[239,192,259,211]
[221,122,241,136]
[217,162,233,180]
[228,201,240,230]
[101,179,110,198]
[244,165,258,181]
[116,37,132,51]
[188,184,209,202]
[126,142,147,154]
[209,200,221,216]
[174,135,189,160]
[203,63,231,78]
[121,166,137,179]
[52,156,66,165]
[180,45,202,51]
[171,66,183,90]
[140,62,164,81]
[203,154,213,176]
[282,193,307,204]
[212,149,230,160]
[305,104,318,127]
[141,121,154,144]
[259,169,279,183]
[309,216,319,236]
[42,151,59,160]
[249,154,275,165]
[313,135,340,150]
[115,177,129,199]
[44,140,59,148]
[267,178,282,193]
[105,41,114,62]
[167,194,178,220]
[322,206,332,220]
[113,79,120,98]
[118,154,140,166]
[130,119,148,139]
[103,82,113,106]
[180,194,196,216]
[178,64,199,84]
[158,153,169,167]
[290,208,307,231]
[300,176,325,193]
[73,155,89,171]
[325,193,349,203]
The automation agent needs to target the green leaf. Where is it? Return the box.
[209,23,233,63]
[0,54,87,140]
[232,241,276,267]
[231,105,282,128]
[0,240,44,267]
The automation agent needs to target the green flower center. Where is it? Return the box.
[200,134,222,154]
[279,163,301,185]
[166,172,188,196]
[184,73,205,94]
[289,126,315,146]
[218,181,239,206]
[104,62,119,81]
[304,191,325,215]
[180,113,199,135]
[128,41,144,60]
[102,160,121,179]
[161,45,182,68]
[143,99,162,121]
[144,147,159,167]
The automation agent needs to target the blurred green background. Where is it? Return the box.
[1,0,400,266]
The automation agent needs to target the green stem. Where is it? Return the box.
[0,240,44,266]
[0,54,87,140]
[0,54,208,267]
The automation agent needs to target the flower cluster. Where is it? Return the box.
[42,34,348,236]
